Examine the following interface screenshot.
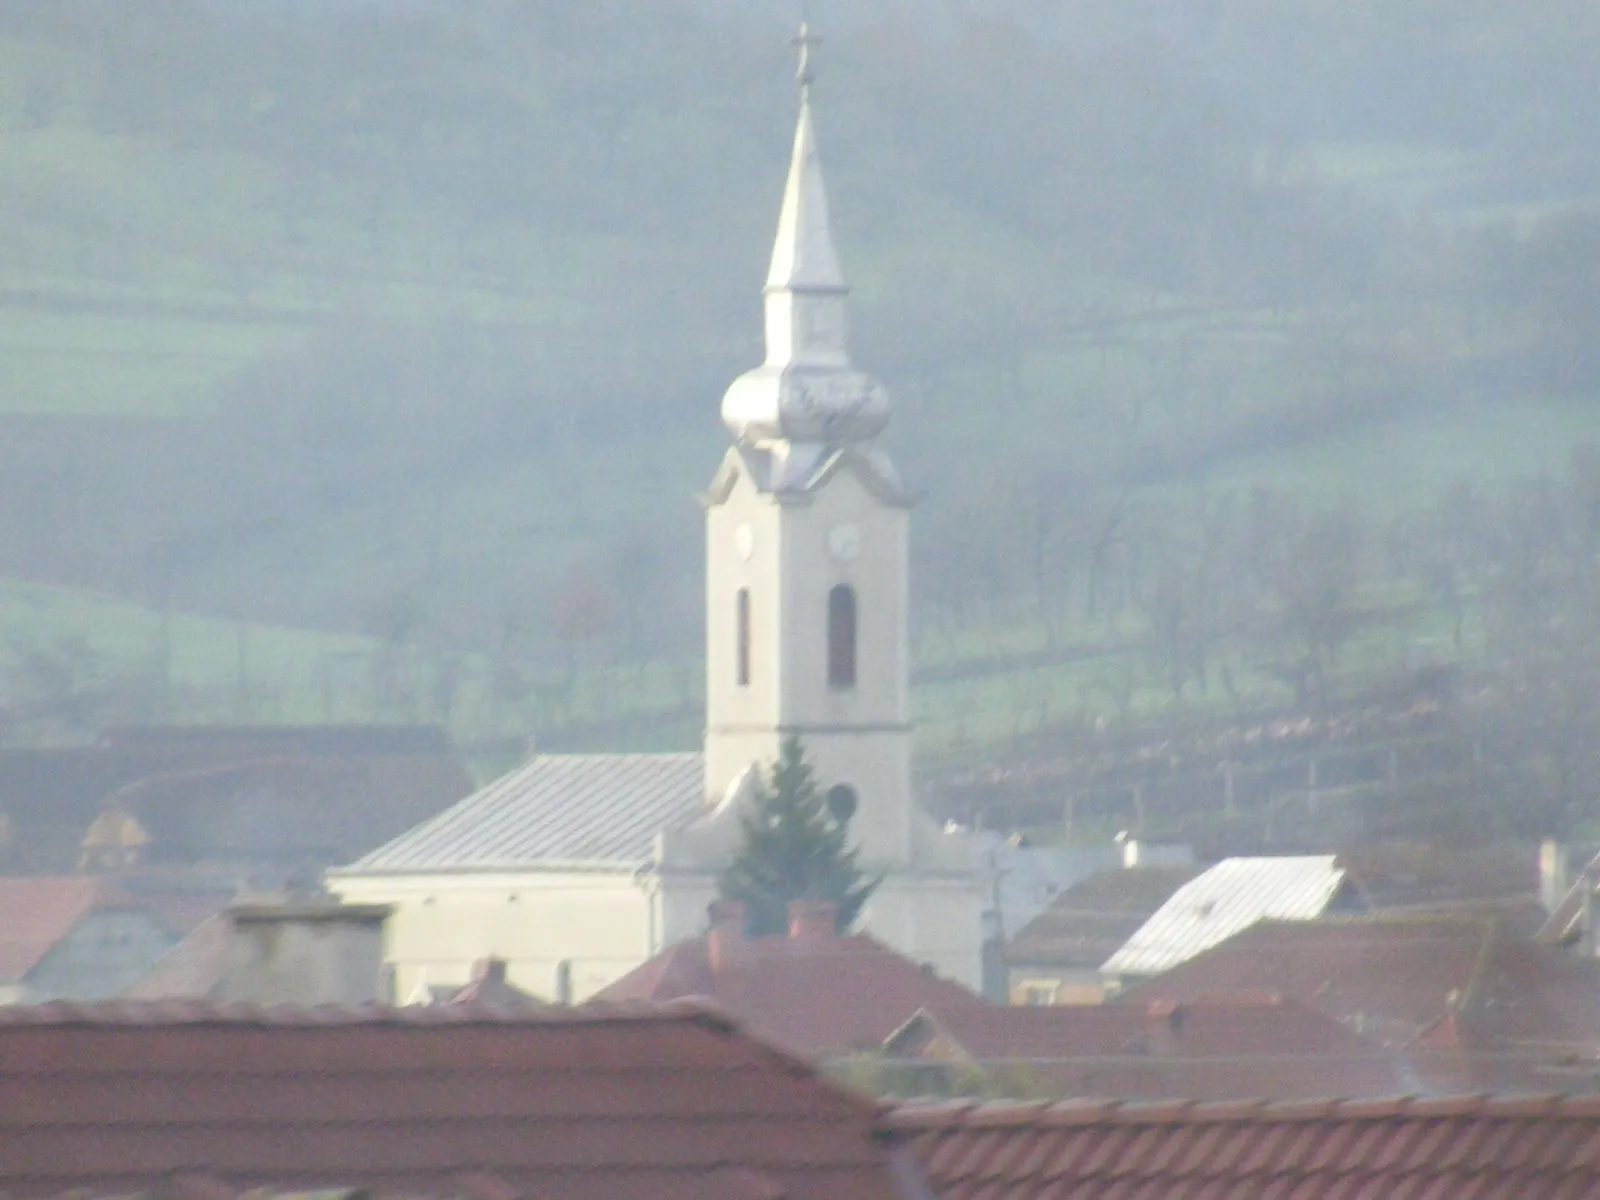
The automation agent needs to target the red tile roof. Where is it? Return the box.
[881,997,1404,1100]
[1336,842,1539,912]
[0,1000,906,1200]
[1129,912,1600,1093]
[1130,914,1520,1043]
[0,877,134,983]
[1406,939,1600,1094]
[888,1093,1600,1199]
[593,926,987,1056]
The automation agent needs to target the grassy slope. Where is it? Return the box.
[0,22,1591,762]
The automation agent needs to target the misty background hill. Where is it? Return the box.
[2,0,1599,778]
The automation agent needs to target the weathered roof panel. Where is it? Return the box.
[1101,856,1347,978]
[340,752,705,872]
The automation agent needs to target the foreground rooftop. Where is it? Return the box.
[891,1093,1600,1200]
[0,999,903,1200]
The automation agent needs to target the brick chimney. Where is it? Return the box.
[787,899,838,944]
[220,900,392,1005]
[1541,839,1571,915]
[471,956,508,985]
[1145,998,1191,1053]
[707,900,746,974]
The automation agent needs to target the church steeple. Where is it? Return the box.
[721,24,889,448]
[764,95,846,303]
[765,24,845,303]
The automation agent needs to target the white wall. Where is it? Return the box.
[705,460,915,866]
[328,868,657,1003]
[862,871,987,992]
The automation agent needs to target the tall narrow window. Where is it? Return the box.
[736,588,751,687]
[827,584,857,689]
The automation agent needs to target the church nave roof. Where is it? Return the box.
[338,752,705,872]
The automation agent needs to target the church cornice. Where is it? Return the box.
[804,445,917,508]
[700,444,916,509]
[706,721,913,736]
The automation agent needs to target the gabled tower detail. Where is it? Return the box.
[704,26,914,867]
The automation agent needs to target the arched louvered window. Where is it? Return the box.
[736,588,751,687]
[827,584,857,689]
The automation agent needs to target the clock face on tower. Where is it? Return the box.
[828,523,861,562]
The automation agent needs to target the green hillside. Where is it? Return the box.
[0,2,1598,766]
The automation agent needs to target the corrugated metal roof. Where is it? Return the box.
[339,752,705,872]
[1005,866,1203,969]
[1100,856,1347,978]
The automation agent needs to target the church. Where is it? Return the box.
[326,33,988,1001]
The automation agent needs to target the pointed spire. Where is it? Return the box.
[720,22,890,449]
[765,25,846,295]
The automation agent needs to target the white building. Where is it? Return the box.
[327,35,986,1002]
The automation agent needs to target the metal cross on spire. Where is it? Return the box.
[792,19,822,99]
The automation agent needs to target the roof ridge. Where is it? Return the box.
[0,996,749,1028]
[1457,913,1504,1014]
[339,751,707,871]
[884,1091,1600,1127]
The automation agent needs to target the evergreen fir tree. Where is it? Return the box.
[716,735,880,936]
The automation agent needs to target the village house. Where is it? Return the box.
[1099,855,1364,991]
[1133,909,1600,1092]
[1005,862,1200,1005]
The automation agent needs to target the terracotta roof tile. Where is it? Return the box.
[882,999,1403,1101]
[594,927,985,1055]
[1131,912,1600,1094]
[0,1000,904,1200]
[888,1094,1600,1199]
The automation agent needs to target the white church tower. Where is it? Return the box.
[700,27,985,974]
[329,26,987,1001]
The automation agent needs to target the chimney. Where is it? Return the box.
[1581,868,1597,960]
[1540,839,1571,914]
[787,899,838,944]
[707,899,746,974]
[472,956,508,985]
[219,900,392,1005]
[1146,998,1190,1034]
